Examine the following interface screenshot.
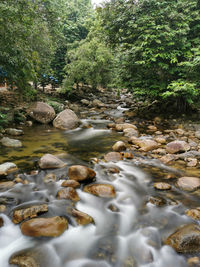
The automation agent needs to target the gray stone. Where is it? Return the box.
[1,137,22,147]
[53,109,80,130]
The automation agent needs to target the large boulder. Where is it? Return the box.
[53,109,80,130]
[83,183,116,198]
[68,165,96,181]
[177,177,200,191]
[164,224,200,253]
[166,140,190,154]
[0,162,18,176]
[39,154,67,169]
[27,102,56,124]
[1,137,22,147]
[21,216,68,237]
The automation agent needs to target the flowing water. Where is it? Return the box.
[0,106,198,267]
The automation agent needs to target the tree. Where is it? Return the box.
[99,0,200,109]
[63,37,113,93]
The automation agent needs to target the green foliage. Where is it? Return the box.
[99,0,200,108]
[46,100,64,113]
[62,37,113,93]
[0,112,8,129]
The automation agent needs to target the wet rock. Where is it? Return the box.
[53,109,80,130]
[83,183,116,198]
[187,158,198,167]
[0,205,6,212]
[123,152,133,159]
[160,154,176,164]
[27,102,55,124]
[123,128,139,138]
[61,179,80,188]
[57,187,80,202]
[115,123,137,132]
[68,165,96,181]
[104,152,123,162]
[12,204,48,224]
[195,131,200,139]
[153,182,171,190]
[177,177,200,191]
[112,141,126,152]
[164,224,200,253]
[5,128,24,136]
[107,167,120,174]
[148,196,166,206]
[166,140,190,154]
[21,216,68,237]
[81,99,90,105]
[147,125,157,132]
[43,173,57,183]
[0,162,18,176]
[0,181,15,191]
[185,208,200,220]
[154,137,166,144]
[131,138,159,152]
[108,204,120,212]
[92,99,105,108]
[1,137,22,147]
[26,121,33,127]
[9,254,38,267]
[39,154,67,169]
[175,129,185,136]
[0,217,3,227]
[71,208,93,225]
[187,257,200,267]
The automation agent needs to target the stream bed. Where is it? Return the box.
[0,104,199,267]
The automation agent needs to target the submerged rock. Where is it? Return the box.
[27,102,56,124]
[12,204,48,224]
[83,183,116,198]
[104,152,123,162]
[43,173,57,183]
[1,137,22,147]
[68,165,96,181]
[21,216,68,237]
[164,224,200,253]
[39,154,67,169]
[148,196,166,206]
[112,141,126,152]
[166,140,190,154]
[57,187,80,202]
[0,162,18,176]
[177,177,200,191]
[53,109,80,130]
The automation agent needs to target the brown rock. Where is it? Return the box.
[164,224,200,253]
[57,187,80,202]
[104,152,123,162]
[0,217,3,227]
[115,123,137,131]
[137,139,159,152]
[106,167,120,174]
[0,162,18,176]
[0,181,15,191]
[10,254,38,267]
[148,196,166,206]
[186,208,200,220]
[39,154,67,169]
[28,102,55,124]
[177,177,200,191]
[21,216,68,237]
[83,183,116,198]
[61,180,80,188]
[154,137,166,144]
[0,205,6,212]
[43,173,57,183]
[147,125,157,132]
[53,109,80,130]
[187,158,198,167]
[112,141,126,152]
[68,165,96,181]
[160,154,176,164]
[71,209,93,225]
[153,182,171,190]
[123,152,133,159]
[187,257,200,267]
[166,140,190,154]
[123,128,139,138]
[12,204,48,224]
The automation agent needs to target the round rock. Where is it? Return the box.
[53,109,80,130]
[39,154,67,169]
[1,137,22,147]
[68,165,96,181]
[177,177,200,191]
[166,140,190,154]
[83,183,116,198]
[27,102,56,124]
